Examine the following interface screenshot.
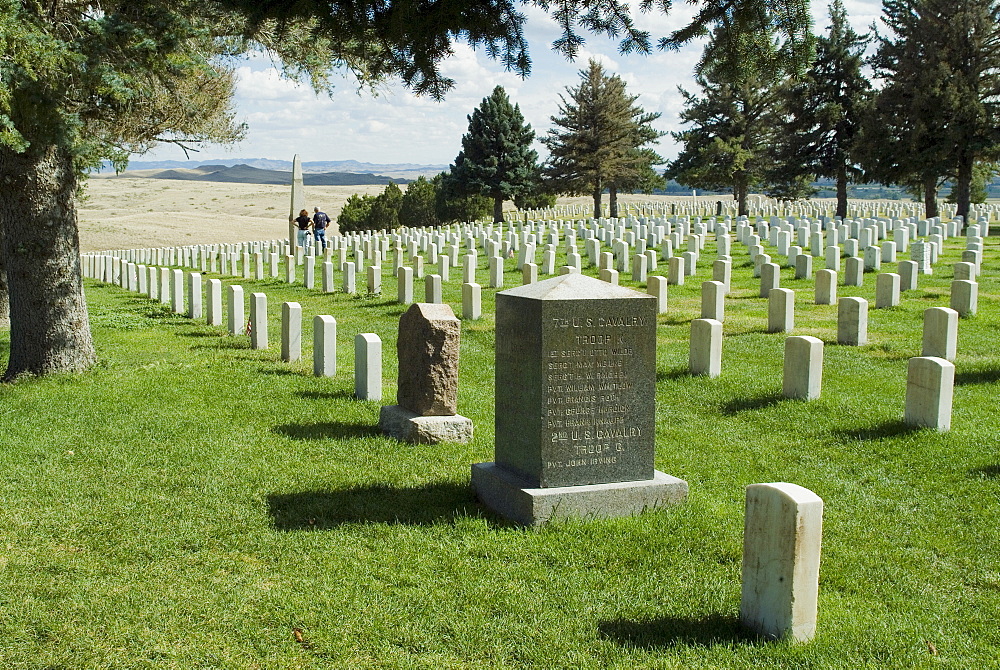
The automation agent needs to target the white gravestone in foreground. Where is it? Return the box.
[741,482,823,643]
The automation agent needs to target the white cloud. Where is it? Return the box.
[138,0,885,166]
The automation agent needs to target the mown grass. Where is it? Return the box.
[0,228,998,668]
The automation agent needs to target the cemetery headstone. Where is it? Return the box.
[741,482,823,642]
[690,318,723,378]
[380,303,473,444]
[472,273,687,525]
[313,315,337,377]
[904,356,954,431]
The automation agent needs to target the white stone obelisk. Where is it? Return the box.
[288,154,305,249]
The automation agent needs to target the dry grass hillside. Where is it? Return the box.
[78,177,903,252]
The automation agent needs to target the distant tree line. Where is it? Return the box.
[668,0,1000,220]
[342,0,1000,232]
[336,172,555,232]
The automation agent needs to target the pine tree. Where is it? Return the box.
[432,173,493,224]
[400,177,441,228]
[543,60,663,218]
[863,0,1000,219]
[445,87,538,223]
[773,0,871,218]
[337,194,376,233]
[667,21,787,216]
[366,182,404,231]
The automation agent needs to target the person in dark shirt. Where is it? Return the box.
[312,206,330,250]
[294,209,311,249]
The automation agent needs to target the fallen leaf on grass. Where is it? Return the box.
[293,628,312,649]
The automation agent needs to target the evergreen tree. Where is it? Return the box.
[947,161,998,205]
[366,182,404,231]
[863,0,1000,219]
[445,86,538,223]
[0,0,813,380]
[432,173,493,224]
[337,194,376,233]
[400,177,441,228]
[666,21,787,216]
[773,0,871,218]
[543,60,664,218]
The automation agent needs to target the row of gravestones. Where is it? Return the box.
[85,237,984,644]
[517,196,999,222]
[89,223,977,437]
[85,219,986,344]
[88,209,990,307]
[689,307,958,431]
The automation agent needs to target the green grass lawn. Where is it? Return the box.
[0,228,998,668]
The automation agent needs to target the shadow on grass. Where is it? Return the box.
[295,389,355,401]
[968,465,1000,480]
[598,614,756,649]
[723,327,771,337]
[956,368,1000,385]
[657,366,691,381]
[267,481,478,528]
[274,421,379,440]
[258,367,298,376]
[175,330,224,338]
[719,392,783,415]
[191,338,250,350]
[830,420,920,441]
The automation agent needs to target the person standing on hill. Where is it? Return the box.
[312,206,330,251]
[294,209,312,248]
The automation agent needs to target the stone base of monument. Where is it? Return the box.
[471,462,688,526]
[379,405,473,444]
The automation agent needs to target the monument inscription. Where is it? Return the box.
[495,274,656,487]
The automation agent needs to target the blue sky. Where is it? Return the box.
[141,0,883,167]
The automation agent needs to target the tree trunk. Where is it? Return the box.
[609,184,618,219]
[734,175,749,217]
[0,223,9,328]
[0,144,96,381]
[592,182,602,219]
[492,195,504,224]
[954,152,973,221]
[836,164,848,219]
[923,174,939,219]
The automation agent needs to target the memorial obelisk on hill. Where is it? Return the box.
[288,154,304,249]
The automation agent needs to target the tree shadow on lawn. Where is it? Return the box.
[295,389,356,401]
[267,481,480,528]
[955,368,1000,385]
[968,465,1000,480]
[657,365,691,381]
[598,613,757,649]
[191,338,250,350]
[273,421,379,441]
[719,392,784,415]
[830,420,920,442]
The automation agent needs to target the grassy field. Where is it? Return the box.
[0,229,998,668]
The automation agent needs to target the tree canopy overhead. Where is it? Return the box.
[0,0,816,381]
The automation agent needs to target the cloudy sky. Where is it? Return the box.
[141,0,883,167]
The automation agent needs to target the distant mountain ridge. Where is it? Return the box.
[92,163,430,186]
[98,158,447,179]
